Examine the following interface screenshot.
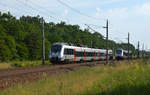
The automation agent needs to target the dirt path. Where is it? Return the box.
[0,61,105,90]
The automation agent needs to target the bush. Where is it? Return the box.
[11,62,23,67]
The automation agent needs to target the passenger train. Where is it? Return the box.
[49,43,113,63]
[115,48,132,60]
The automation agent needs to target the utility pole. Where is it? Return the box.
[142,43,144,58]
[113,43,115,60]
[42,17,45,65]
[103,20,109,64]
[137,41,140,58]
[128,32,130,60]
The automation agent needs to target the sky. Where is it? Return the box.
[0,0,150,50]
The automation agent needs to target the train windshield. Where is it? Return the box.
[116,50,122,54]
[51,45,62,53]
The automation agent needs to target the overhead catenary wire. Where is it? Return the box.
[28,0,71,23]
[15,0,65,22]
[1,0,105,25]
[57,0,106,21]
[0,2,25,17]
[85,24,100,33]
[85,24,104,29]
[84,24,127,43]
[29,0,57,15]
[0,1,51,21]
[27,0,69,22]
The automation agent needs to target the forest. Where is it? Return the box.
[0,12,135,61]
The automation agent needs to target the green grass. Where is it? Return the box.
[0,59,150,95]
[0,60,51,69]
[0,63,12,69]
[11,60,51,67]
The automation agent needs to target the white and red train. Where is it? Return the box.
[49,43,113,63]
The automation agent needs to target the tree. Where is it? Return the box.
[0,39,11,61]
[45,39,51,60]
[25,32,42,60]
[16,43,29,60]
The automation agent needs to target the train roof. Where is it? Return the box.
[116,49,132,53]
[52,43,107,52]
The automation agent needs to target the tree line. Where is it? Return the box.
[0,12,135,61]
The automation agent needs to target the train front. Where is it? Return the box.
[49,44,63,63]
[115,49,123,60]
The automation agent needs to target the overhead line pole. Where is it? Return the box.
[106,20,109,64]
[137,41,140,59]
[142,43,144,58]
[88,26,93,48]
[103,20,109,64]
[128,32,130,61]
[42,17,45,65]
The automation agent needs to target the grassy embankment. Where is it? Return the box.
[0,62,12,69]
[0,61,51,69]
[0,59,150,95]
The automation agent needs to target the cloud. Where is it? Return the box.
[60,9,70,23]
[95,2,150,20]
[61,9,68,18]
[93,2,150,47]
[95,7,129,20]
[135,2,150,16]
[95,7,102,17]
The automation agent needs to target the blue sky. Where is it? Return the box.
[0,0,150,50]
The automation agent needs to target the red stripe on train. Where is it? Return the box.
[94,51,96,60]
[99,51,101,60]
[74,49,76,62]
[84,49,86,62]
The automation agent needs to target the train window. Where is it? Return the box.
[90,52,92,56]
[86,52,89,56]
[51,45,62,53]
[78,52,80,57]
[64,48,73,55]
[88,52,91,57]
[81,52,84,56]
[76,52,80,57]
[123,52,128,56]
[97,53,100,56]
[86,52,95,57]
[75,51,85,57]
[116,50,122,54]
[64,49,67,55]
[76,52,78,56]
[91,52,93,56]
[87,52,90,57]
[70,49,73,55]
[96,53,99,56]
[100,53,104,56]
[92,52,94,56]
